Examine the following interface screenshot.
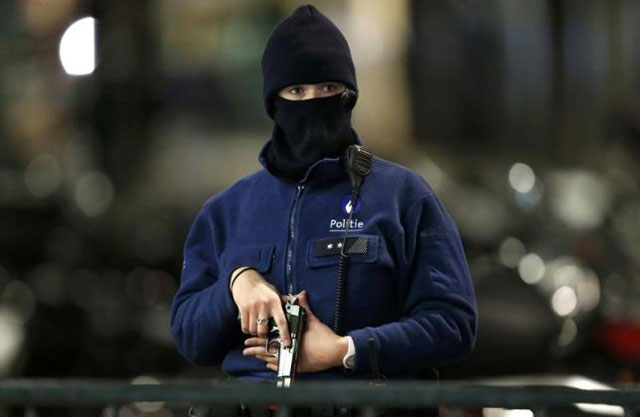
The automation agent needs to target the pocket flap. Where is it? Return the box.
[224,245,275,274]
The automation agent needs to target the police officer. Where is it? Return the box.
[172,1,476,394]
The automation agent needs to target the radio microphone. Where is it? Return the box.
[344,145,372,194]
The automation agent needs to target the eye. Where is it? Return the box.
[288,86,303,96]
[323,84,337,92]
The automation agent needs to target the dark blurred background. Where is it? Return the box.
[1,0,640,401]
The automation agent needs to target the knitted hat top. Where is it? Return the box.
[261,4,358,118]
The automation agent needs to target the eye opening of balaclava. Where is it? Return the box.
[261,5,359,181]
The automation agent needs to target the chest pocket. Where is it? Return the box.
[221,245,275,276]
[306,234,379,268]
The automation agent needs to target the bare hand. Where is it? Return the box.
[230,267,290,347]
[242,336,278,369]
[243,290,348,372]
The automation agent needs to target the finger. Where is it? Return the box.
[244,337,267,347]
[280,294,292,303]
[252,354,269,363]
[248,306,258,336]
[240,308,249,334]
[266,363,277,372]
[243,346,269,356]
[257,306,270,338]
[256,354,278,364]
[296,290,314,316]
[272,303,291,348]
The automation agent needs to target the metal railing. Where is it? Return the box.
[0,379,639,416]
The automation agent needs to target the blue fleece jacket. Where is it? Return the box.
[171,143,477,380]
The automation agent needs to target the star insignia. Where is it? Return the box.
[337,242,343,248]
[327,244,333,249]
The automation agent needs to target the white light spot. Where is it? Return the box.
[551,286,578,316]
[59,17,96,76]
[0,310,25,376]
[131,376,164,412]
[73,171,114,217]
[508,163,536,193]
[484,409,534,417]
[504,411,534,417]
[24,155,62,198]
[567,377,625,416]
[498,237,526,268]
[577,269,601,313]
[554,264,582,287]
[548,170,611,230]
[576,404,624,416]
[518,253,545,284]
[1,281,36,324]
[546,257,602,315]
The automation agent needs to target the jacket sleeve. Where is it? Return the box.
[347,191,477,376]
[170,204,241,366]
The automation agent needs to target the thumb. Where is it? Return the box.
[296,290,314,317]
[280,294,292,303]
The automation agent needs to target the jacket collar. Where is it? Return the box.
[257,133,362,186]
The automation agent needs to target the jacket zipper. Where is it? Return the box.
[285,184,305,294]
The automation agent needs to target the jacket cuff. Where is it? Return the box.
[346,328,377,375]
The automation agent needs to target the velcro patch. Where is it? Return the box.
[313,236,369,257]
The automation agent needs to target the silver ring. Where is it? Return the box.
[256,317,269,326]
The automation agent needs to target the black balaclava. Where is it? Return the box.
[261,5,359,181]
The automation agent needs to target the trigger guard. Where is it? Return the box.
[266,338,280,358]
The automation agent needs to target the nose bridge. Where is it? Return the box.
[307,85,322,99]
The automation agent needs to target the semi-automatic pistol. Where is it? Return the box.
[266,295,307,387]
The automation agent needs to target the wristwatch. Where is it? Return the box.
[342,336,356,369]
